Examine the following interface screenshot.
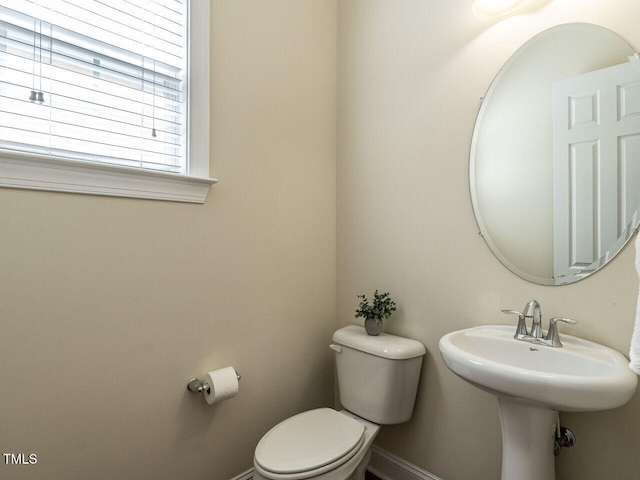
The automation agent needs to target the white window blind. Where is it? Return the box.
[0,0,189,174]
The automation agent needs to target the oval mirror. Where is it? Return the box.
[471,23,640,285]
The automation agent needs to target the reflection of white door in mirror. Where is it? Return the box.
[552,56,640,284]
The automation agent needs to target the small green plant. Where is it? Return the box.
[354,290,396,320]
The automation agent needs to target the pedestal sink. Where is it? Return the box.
[439,325,637,480]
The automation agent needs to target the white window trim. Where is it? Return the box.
[0,0,216,204]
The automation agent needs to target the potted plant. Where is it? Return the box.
[354,290,397,336]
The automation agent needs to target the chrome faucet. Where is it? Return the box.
[524,299,543,339]
[501,300,577,347]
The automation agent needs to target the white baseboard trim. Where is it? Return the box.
[367,445,443,480]
[229,467,254,480]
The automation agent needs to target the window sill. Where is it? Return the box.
[0,152,217,204]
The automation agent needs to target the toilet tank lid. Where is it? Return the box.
[332,325,426,359]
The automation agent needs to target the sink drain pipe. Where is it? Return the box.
[553,413,576,456]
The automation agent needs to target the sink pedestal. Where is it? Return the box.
[498,398,557,480]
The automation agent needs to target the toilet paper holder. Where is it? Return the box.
[187,370,241,394]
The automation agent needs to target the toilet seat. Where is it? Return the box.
[254,408,366,480]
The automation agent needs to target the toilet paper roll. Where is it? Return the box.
[203,367,239,405]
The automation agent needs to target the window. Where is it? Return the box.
[0,0,214,203]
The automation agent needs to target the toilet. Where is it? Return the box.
[253,325,426,480]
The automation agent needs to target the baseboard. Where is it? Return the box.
[229,467,254,480]
[367,445,444,480]
[227,446,443,480]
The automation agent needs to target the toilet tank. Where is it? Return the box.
[331,325,426,425]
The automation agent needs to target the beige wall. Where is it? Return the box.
[337,1,640,480]
[0,1,336,479]
[5,1,640,480]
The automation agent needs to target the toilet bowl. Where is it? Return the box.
[253,409,379,480]
[252,326,426,480]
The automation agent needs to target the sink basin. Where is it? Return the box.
[440,324,637,480]
[439,324,636,411]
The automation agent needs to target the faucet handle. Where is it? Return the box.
[549,317,578,325]
[502,309,528,338]
[545,317,578,347]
